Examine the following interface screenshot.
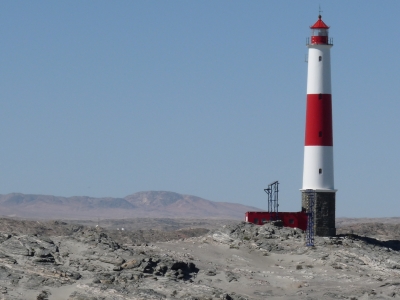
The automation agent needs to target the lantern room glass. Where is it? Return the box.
[311,28,329,37]
[311,28,329,44]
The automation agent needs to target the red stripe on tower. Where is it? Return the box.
[305,94,333,146]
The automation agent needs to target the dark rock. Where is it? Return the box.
[205,270,217,276]
[36,290,51,300]
[220,293,233,300]
[34,255,55,264]
[67,271,81,280]
[225,271,238,282]
[34,248,53,258]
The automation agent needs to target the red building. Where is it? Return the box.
[245,211,308,231]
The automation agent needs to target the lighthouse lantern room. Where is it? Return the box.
[310,15,330,44]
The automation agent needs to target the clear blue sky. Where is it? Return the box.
[0,1,399,217]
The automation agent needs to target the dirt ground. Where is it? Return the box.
[0,217,399,299]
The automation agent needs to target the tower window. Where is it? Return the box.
[319,168,322,174]
[319,131,322,137]
[319,56,322,61]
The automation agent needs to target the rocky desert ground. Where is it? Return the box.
[0,217,399,299]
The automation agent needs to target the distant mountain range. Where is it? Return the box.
[0,191,262,220]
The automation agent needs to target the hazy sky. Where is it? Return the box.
[0,1,399,218]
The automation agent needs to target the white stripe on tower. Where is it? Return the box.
[302,15,335,191]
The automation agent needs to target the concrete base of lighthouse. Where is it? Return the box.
[302,191,336,237]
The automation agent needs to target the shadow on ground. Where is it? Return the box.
[337,234,400,251]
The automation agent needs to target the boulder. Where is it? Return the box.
[121,259,141,269]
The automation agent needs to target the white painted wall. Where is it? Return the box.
[302,146,335,190]
[306,45,332,94]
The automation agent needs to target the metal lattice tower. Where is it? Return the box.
[264,181,279,221]
[305,189,315,246]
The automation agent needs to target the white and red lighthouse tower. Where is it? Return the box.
[301,15,336,237]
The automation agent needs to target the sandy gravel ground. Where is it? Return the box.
[0,218,399,299]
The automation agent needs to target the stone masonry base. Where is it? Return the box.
[302,191,336,237]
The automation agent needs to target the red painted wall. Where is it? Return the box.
[245,211,308,231]
[305,94,333,146]
[311,35,328,44]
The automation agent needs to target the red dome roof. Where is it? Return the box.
[310,15,329,29]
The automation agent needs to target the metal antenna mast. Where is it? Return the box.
[264,181,279,221]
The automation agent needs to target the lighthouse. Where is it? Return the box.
[301,15,336,237]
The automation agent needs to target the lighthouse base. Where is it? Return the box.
[302,191,336,237]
